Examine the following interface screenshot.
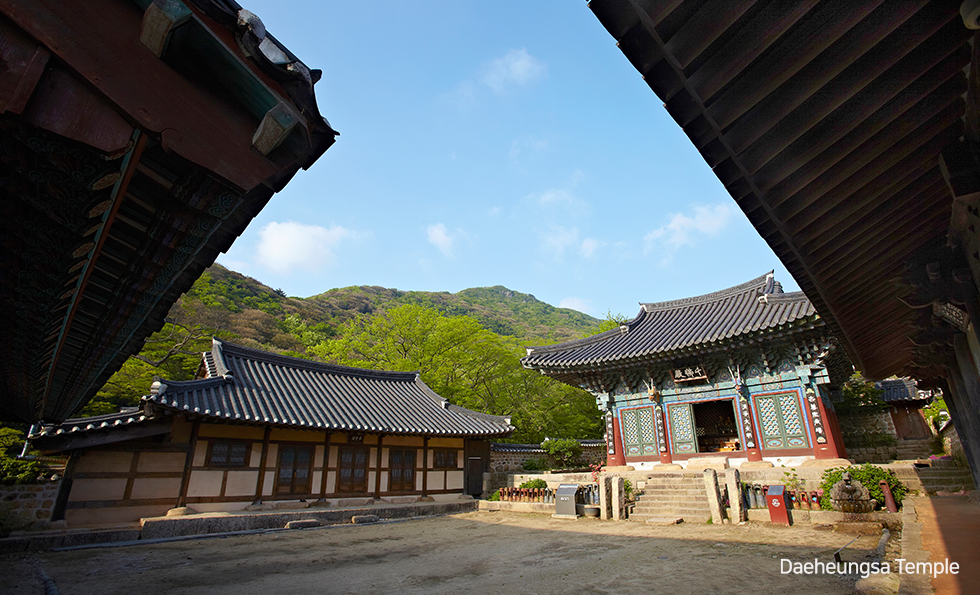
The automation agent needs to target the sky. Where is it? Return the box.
[218,1,800,320]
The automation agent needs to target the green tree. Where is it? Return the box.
[595,310,629,333]
[835,373,887,415]
[310,305,601,443]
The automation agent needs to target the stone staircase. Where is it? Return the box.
[630,471,712,524]
[892,438,934,461]
[890,463,977,494]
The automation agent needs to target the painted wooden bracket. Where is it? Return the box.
[252,102,299,155]
[140,0,193,58]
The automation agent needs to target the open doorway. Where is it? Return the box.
[692,399,740,452]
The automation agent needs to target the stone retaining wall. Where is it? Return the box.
[846,446,898,464]
[0,481,60,533]
[489,444,605,473]
[940,423,965,462]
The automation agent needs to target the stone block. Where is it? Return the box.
[799,458,851,468]
[275,501,310,510]
[351,515,379,524]
[166,507,199,516]
[285,519,321,529]
[739,461,774,469]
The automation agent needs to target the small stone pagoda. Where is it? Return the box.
[521,273,851,469]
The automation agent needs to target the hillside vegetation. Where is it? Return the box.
[82,265,604,443]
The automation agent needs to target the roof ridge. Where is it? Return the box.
[525,324,630,356]
[212,338,419,382]
[640,271,773,312]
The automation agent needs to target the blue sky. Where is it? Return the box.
[219,1,799,320]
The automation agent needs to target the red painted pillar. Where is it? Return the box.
[812,388,842,459]
[607,413,626,467]
[658,404,673,464]
[742,396,764,462]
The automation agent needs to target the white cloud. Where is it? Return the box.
[481,48,546,94]
[540,225,579,260]
[580,237,603,258]
[426,223,469,258]
[256,221,358,274]
[509,136,549,161]
[643,204,734,263]
[527,188,590,216]
[559,297,592,314]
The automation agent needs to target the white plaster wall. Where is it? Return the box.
[130,477,181,500]
[262,471,274,496]
[192,441,207,466]
[187,471,223,497]
[137,452,185,472]
[69,478,127,501]
[224,470,259,497]
[446,471,464,490]
[326,470,336,493]
[77,451,132,473]
[427,471,444,490]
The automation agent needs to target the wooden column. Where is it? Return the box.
[374,435,383,499]
[317,431,331,502]
[952,334,980,491]
[607,413,626,467]
[253,426,272,505]
[742,396,764,462]
[657,404,672,464]
[421,436,429,496]
[50,450,79,521]
[176,420,200,508]
[813,389,841,459]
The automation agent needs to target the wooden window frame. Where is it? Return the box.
[388,448,417,493]
[205,439,251,468]
[336,444,370,494]
[272,443,315,498]
[432,448,458,470]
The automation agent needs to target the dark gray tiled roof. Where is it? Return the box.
[491,439,605,453]
[522,272,817,370]
[32,408,147,439]
[144,339,513,437]
[877,379,931,403]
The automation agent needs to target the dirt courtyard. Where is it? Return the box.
[4,511,881,595]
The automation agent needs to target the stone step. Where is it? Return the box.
[635,494,710,504]
[640,488,707,496]
[631,510,711,523]
[633,503,711,514]
[643,516,684,525]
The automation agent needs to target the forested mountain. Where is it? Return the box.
[81,264,605,443]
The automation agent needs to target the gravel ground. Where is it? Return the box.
[2,511,883,595]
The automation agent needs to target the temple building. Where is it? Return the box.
[31,339,512,526]
[522,273,851,469]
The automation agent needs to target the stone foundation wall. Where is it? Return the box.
[940,423,965,461]
[846,446,898,464]
[0,481,60,533]
[489,444,605,473]
[838,410,897,460]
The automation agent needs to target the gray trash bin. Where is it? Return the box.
[554,483,580,518]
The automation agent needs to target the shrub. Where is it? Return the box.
[541,438,583,468]
[818,464,907,511]
[0,427,50,485]
[488,489,501,501]
[519,478,548,490]
[520,457,547,471]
